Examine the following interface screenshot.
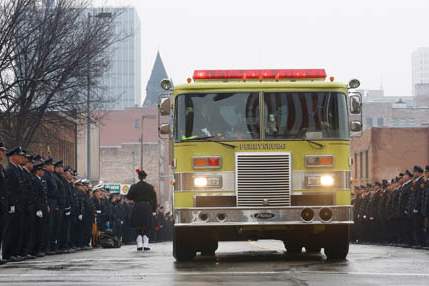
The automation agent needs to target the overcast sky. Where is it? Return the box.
[96,0,429,100]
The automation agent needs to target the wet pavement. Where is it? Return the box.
[0,241,428,285]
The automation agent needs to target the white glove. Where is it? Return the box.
[78,214,83,221]
[413,209,418,214]
[65,211,71,216]
[363,215,367,219]
[8,205,15,214]
[152,212,156,216]
[369,217,374,221]
[36,210,43,218]
[120,220,124,225]
[96,210,101,214]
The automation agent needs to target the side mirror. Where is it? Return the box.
[159,98,171,116]
[350,95,361,114]
[160,79,173,91]
[348,79,360,89]
[350,121,362,132]
[159,123,170,135]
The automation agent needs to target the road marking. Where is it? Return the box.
[0,271,428,278]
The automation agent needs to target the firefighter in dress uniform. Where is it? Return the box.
[126,169,157,251]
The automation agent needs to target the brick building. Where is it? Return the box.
[351,127,429,186]
[99,106,172,209]
[28,113,78,169]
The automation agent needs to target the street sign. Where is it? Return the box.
[103,183,121,194]
[120,184,130,195]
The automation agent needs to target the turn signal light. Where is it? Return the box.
[305,155,334,168]
[192,156,221,169]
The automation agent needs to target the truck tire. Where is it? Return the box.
[201,241,218,256]
[173,228,196,262]
[305,246,321,253]
[323,225,350,260]
[283,242,303,254]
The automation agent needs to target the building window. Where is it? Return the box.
[359,152,363,179]
[364,150,369,179]
[377,117,384,127]
[366,118,373,128]
[134,119,140,129]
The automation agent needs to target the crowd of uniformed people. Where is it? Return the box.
[352,165,429,248]
[0,143,173,265]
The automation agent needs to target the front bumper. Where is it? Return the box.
[174,205,353,227]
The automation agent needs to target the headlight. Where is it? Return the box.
[193,175,222,188]
[305,174,335,187]
[194,177,208,187]
[320,175,335,187]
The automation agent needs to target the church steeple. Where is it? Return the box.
[144,51,168,107]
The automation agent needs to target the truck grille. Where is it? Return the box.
[236,152,291,207]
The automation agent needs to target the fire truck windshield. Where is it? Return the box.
[176,92,348,141]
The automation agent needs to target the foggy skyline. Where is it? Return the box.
[97,0,429,102]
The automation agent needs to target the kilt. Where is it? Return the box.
[130,201,153,230]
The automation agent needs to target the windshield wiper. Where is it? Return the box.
[181,135,236,149]
[302,138,324,149]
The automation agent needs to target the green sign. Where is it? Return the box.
[103,183,121,194]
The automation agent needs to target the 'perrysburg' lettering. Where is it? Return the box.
[239,143,286,150]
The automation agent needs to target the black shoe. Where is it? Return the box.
[0,259,7,265]
[8,256,17,262]
[137,247,143,251]
[35,252,45,257]
[25,255,36,260]
[47,251,56,255]
[143,247,151,251]
[15,256,24,262]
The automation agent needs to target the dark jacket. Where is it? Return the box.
[126,180,157,228]
[32,176,48,212]
[0,164,8,214]
[5,163,24,211]
[43,172,58,209]
[22,168,37,212]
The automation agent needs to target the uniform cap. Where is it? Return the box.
[405,170,412,177]
[425,165,429,172]
[92,183,104,192]
[25,153,34,161]
[6,146,25,157]
[413,165,423,173]
[136,168,147,178]
[33,161,45,170]
[43,158,54,165]
[53,160,63,167]
[32,155,42,162]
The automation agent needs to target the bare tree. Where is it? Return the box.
[0,0,123,147]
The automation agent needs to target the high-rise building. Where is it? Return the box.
[412,47,429,97]
[99,7,141,110]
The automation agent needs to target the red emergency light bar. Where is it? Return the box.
[193,69,327,80]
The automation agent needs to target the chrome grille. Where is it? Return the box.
[236,152,291,207]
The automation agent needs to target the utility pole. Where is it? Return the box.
[86,12,91,180]
[86,10,112,180]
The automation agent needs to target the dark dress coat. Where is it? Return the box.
[126,180,157,229]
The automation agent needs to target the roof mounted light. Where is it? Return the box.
[193,69,327,81]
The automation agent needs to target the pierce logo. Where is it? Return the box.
[254,212,275,219]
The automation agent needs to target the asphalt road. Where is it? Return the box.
[0,241,428,286]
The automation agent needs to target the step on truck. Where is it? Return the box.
[158,69,362,261]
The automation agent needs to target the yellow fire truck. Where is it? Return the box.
[159,69,362,261]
